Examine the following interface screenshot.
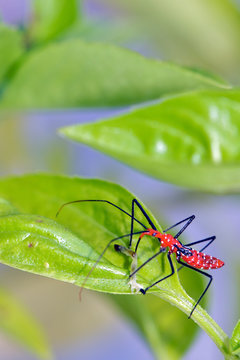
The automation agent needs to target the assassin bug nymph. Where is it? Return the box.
[56,198,224,318]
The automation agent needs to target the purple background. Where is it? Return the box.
[0,2,238,360]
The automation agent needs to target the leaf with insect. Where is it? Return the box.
[0,174,229,358]
[0,213,134,292]
[0,174,200,359]
[0,174,167,293]
[0,287,51,360]
[60,89,240,193]
[0,41,229,109]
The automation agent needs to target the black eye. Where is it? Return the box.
[152,232,157,236]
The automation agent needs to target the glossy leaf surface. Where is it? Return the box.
[0,174,170,293]
[61,90,240,193]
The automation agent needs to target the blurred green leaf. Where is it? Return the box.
[0,287,51,359]
[230,320,240,355]
[61,90,240,193]
[0,198,19,216]
[99,0,240,84]
[30,0,79,43]
[61,19,139,44]
[113,295,190,360]
[0,24,24,83]
[0,40,229,109]
[0,174,230,357]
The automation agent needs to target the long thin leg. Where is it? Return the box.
[139,253,175,294]
[128,251,175,295]
[129,199,157,248]
[185,235,216,253]
[163,215,195,234]
[129,248,166,279]
[177,260,213,319]
[134,234,150,253]
[172,215,195,239]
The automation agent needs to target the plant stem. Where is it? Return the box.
[155,287,231,358]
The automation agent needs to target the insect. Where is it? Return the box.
[57,198,224,318]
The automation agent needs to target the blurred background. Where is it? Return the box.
[0,0,239,359]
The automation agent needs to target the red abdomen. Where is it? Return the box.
[182,250,224,270]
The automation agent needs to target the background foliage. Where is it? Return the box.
[0,0,239,359]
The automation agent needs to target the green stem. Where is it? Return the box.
[156,287,231,358]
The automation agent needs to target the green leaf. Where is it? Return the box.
[0,24,24,83]
[0,287,51,359]
[30,0,79,43]
[0,174,167,293]
[0,40,229,109]
[103,0,240,82]
[61,89,240,193]
[230,320,240,355]
[0,174,230,358]
[0,190,203,360]
[0,174,201,360]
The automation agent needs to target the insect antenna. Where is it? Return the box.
[56,199,147,230]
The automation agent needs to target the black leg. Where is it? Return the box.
[139,253,175,293]
[177,260,213,319]
[184,235,216,253]
[134,234,148,253]
[172,215,195,239]
[163,215,195,234]
[129,199,157,248]
[129,248,166,279]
